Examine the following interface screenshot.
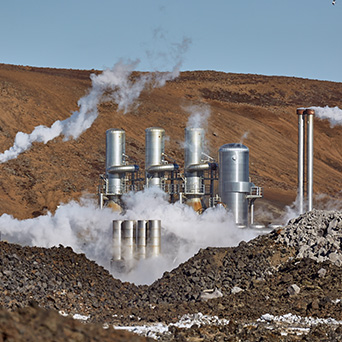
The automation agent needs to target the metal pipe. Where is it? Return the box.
[99,193,104,209]
[136,220,147,259]
[107,165,138,174]
[148,220,161,257]
[185,163,211,172]
[306,109,315,211]
[112,220,122,261]
[297,109,305,214]
[250,200,255,225]
[146,164,177,173]
[122,220,135,260]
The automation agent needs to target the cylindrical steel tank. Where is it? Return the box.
[148,220,161,257]
[145,127,176,189]
[136,220,147,259]
[122,220,135,260]
[106,129,125,195]
[184,128,205,194]
[145,127,165,188]
[112,220,122,261]
[219,143,251,227]
[145,127,165,169]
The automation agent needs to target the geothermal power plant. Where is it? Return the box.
[98,108,316,267]
[99,126,266,266]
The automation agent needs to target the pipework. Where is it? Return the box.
[297,108,315,213]
[98,128,139,210]
[183,127,217,212]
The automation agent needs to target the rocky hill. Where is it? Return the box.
[1,63,342,219]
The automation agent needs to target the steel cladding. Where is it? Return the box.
[219,143,251,226]
[106,129,125,195]
[145,127,165,188]
[145,127,165,169]
[297,108,315,213]
[148,220,161,257]
[111,219,161,262]
[184,128,205,194]
[137,220,147,259]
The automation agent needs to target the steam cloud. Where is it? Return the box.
[0,36,191,164]
[239,131,249,144]
[185,104,211,130]
[0,189,258,285]
[182,103,212,157]
[310,106,342,127]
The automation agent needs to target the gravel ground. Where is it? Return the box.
[1,210,342,341]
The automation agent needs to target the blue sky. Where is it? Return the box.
[1,0,341,82]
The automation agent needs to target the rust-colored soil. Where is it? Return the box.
[1,64,342,219]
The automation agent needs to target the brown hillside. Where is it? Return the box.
[0,63,342,220]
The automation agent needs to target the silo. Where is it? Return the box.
[218,143,251,227]
[183,127,213,212]
[101,128,138,210]
[145,127,177,189]
[106,129,126,196]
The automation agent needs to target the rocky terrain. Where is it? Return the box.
[0,64,342,340]
[1,210,342,340]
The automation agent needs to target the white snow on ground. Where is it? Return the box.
[73,313,91,321]
[114,313,230,340]
[259,313,342,326]
[257,313,342,336]
[58,310,90,321]
[58,310,342,339]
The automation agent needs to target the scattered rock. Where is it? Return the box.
[231,286,244,294]
[287,284,300,296]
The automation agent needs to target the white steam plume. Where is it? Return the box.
[255,192,342,229]
[310,106,342,127]
[239,131,249,144]
[0,188,259,285]
[185,104,211,130]
[0,53,186,164]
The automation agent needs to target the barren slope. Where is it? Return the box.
[0,64,342,219]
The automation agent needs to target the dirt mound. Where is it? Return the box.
[0,303,152,342]
[1,211,342,340]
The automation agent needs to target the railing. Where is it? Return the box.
[247,186,263,198]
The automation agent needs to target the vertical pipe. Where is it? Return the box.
[137,220,147,259]
[250,200,255,225]
[297,109,305,214]
[99,193,104,210]
[122,220,135,260]
[148,220,161,257]
[306,109,315,211]
[112,220,122,261]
